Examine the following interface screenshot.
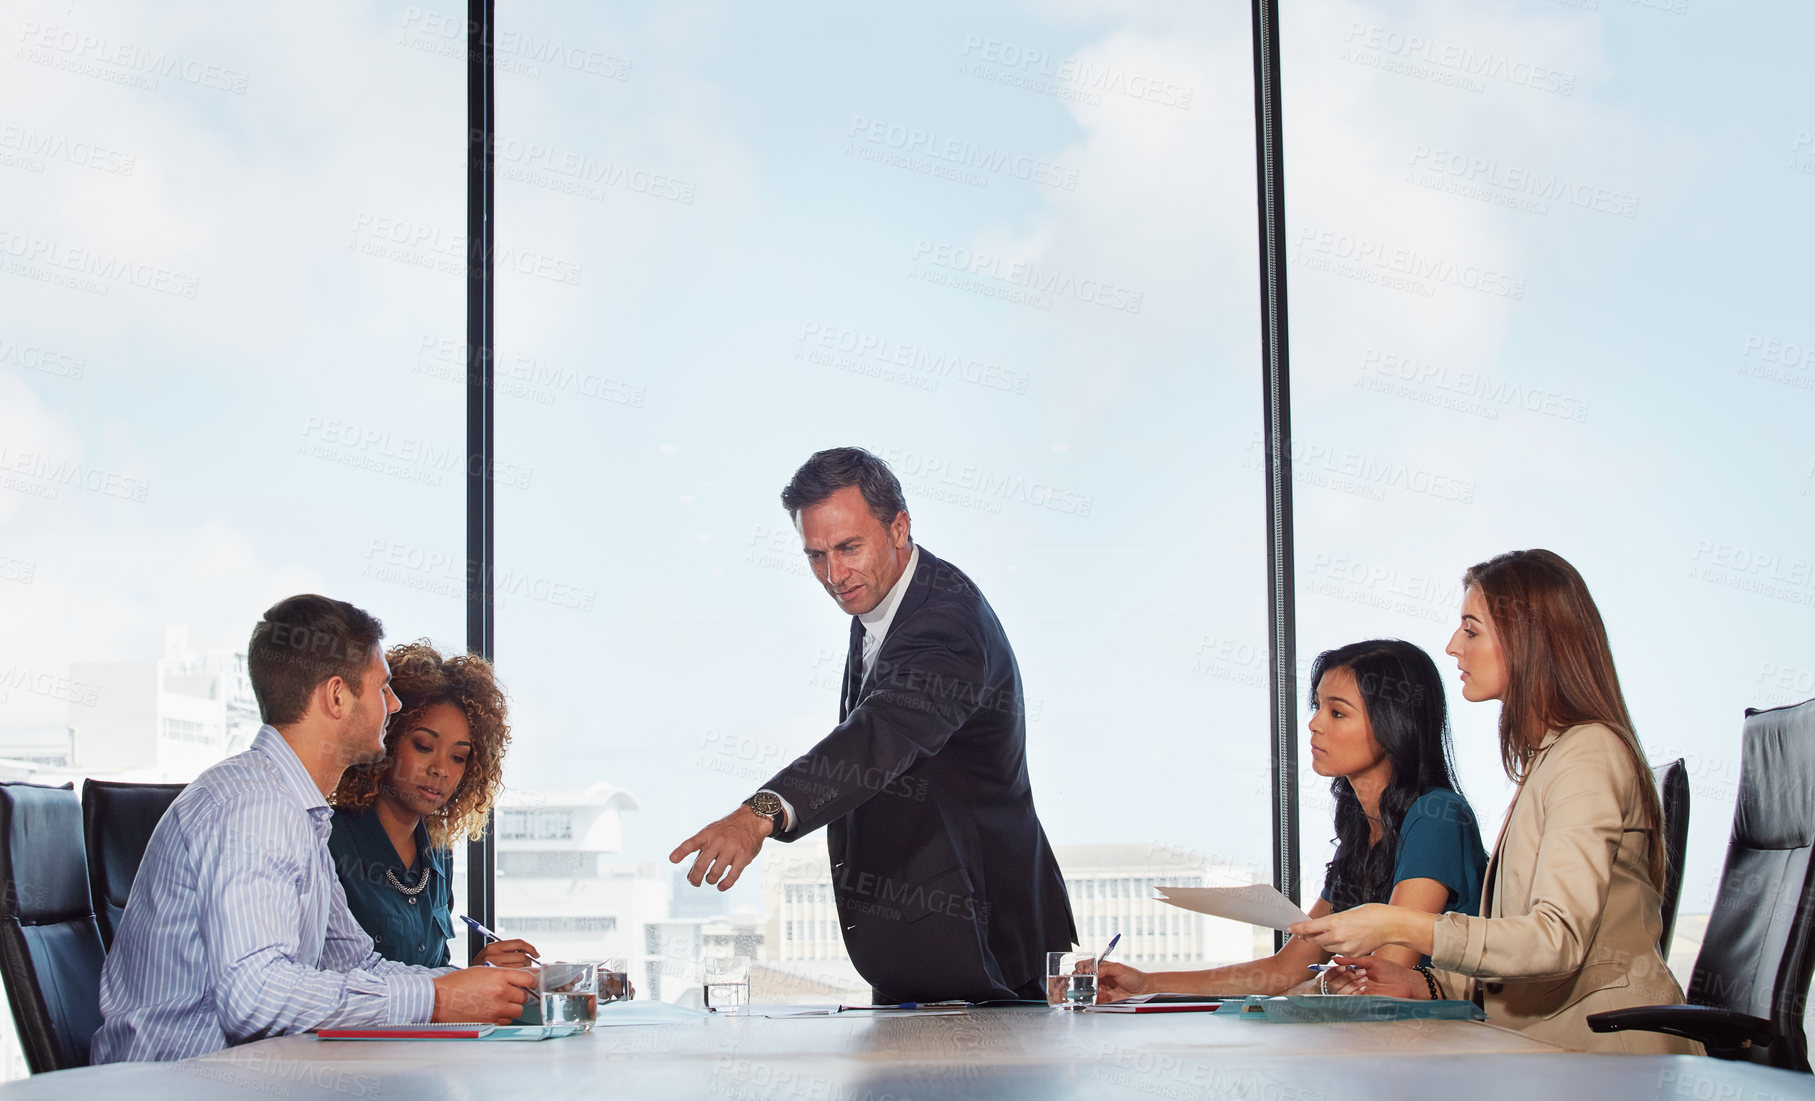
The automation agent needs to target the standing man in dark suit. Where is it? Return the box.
[670,447,1075,1002]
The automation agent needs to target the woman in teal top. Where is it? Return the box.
[1098,639,1488,999]
[1326,786,1487,962]
[328,804,456,966]
[328,640,536,969]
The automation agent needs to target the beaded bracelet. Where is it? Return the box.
[1412,964,1442,1001]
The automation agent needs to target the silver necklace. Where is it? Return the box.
[385,865,431,905]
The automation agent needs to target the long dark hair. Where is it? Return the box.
[1463,548,1666,892]
[1316,639,1461,912]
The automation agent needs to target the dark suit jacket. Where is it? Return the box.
[762,546,1075,1001]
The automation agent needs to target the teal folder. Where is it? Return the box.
[1216,995,1485,1023]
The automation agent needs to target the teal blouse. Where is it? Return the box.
[1322,787,1489,917]
[327,805,455,967]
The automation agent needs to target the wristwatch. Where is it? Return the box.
[744,790,785,828]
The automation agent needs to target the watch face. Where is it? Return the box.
[749,792,783,817]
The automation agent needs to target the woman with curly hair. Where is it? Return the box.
[328,640,536,968]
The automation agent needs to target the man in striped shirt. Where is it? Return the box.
[91,595,534,1063]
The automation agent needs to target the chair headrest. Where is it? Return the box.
[1734,699,1815,850]
[0,782,91,924]
[82,779,185,907]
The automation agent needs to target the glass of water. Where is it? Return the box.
[597,957,631,1004]
[1047,951,1097,1010]
[702,956,751,1012]
[537,961,599,1029]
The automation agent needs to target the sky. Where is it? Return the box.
[2,0,1812,930]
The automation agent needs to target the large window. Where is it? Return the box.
[5,0,1809,1069]
[0,0,464,1077]
[491,2,1271,1002]
[1282,1,1815,987]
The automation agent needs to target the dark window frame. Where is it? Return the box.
[462,0,1301,949]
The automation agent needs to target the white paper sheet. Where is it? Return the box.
[1154,885,1309,931]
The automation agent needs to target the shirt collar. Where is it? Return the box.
[857,543,920,644]
[251,724,330,817]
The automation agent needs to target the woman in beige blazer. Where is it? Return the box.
[1289,549,1699,1055]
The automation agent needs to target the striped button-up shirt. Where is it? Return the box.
[91,726,444,1063]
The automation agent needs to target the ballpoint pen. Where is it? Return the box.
[459,914,543,964]
[1096,933,1121,970]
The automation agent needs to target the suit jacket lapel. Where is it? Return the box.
[1480,733,1565,915]
[890,545,935,628]
[1481,808,1513,917]
[841,546,940,720]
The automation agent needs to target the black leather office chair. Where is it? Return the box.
[1652,758,1689,957]
[80,779,185,950]
[0,782,106,1073]
[1590,699,1815,1071]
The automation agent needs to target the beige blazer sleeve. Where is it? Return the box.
[1423,724,1692,1054]
[1430,724,1635,980]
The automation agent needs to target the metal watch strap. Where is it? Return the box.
[745,791,784,824]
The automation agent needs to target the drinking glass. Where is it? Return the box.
[1046,951,1097,1010]
[702,956,751,1012]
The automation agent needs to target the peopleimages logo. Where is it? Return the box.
[491,134,695,204]
[1737,332,1815,392]
[1295,226,1525,301]
[350,212,582,286]
[0,337,85,380]
[796,322,1030,396]
[1359,349,1591,423]
[845,116,1080,191]
[0,446,150,503]
[398,7,632,81]
[0,123,136,176]
[15,21,251,94]
[958,35,1194,109]
[911,239,1143,314]
[880,446,1094,518]
[0,230,200,299]
[1343,23,1576,96]
[1242,431,1478,504]
[1407,146,1640,219]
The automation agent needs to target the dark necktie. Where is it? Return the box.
[840,615,863,721]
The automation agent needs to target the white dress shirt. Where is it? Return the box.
[92,726,446,1063]
[856,542,920,688]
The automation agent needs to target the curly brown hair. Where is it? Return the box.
[330,639,511,848]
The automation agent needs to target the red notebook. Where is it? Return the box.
[318,1024,495,1040]
[1091,994,1224,1013]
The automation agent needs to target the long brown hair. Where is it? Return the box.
[1464,549,1666,892]
[330,640,512,848]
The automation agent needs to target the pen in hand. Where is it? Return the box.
[460,915,543,964]
[1095,933,1122,971]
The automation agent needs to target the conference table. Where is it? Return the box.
[4,1003,1809,1100]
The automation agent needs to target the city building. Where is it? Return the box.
[64,626,261,782]
[760,840,1267,1004]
